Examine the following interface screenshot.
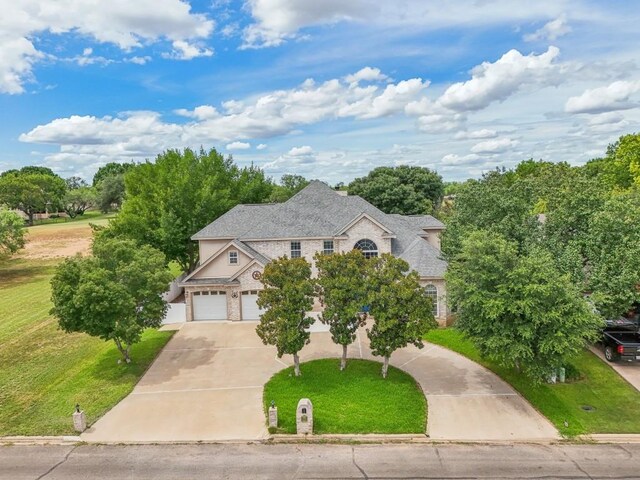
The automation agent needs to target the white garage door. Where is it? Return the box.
[241,290,264,321]
[192,291,227,321]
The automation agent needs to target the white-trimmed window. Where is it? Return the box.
[228,250,238,265]
[354,239,378,259]
[425,284,438,317]
[290,241,302,258]
[323,240,334,254]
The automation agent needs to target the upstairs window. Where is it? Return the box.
[323,240,334,254]
[228,250,238,265]
[425,284,438,316]
[354,239,378,259]
[290,241,302,258]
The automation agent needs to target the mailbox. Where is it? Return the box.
[296,398,313,435]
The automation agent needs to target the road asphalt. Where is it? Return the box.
[1,443,638,479]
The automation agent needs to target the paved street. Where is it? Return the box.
[82,322,556,443]
[2,443,639,479]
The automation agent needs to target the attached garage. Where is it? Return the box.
[241,290,264,321]
[192,291,228,321]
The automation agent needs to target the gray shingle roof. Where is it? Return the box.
[192,181,447,277]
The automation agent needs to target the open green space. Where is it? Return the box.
[425,329,640,437]
[30,210,115,227]
[263,358,426,434]
[0,257,173,435]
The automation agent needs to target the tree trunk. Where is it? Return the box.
[293,352,301,377]
[340,344,347,371]
[382,355,390,379]
[27,210,34,226]
[114,338,132,364]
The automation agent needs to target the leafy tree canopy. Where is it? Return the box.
[0,170,66,225]
[97,174,125,213]
[92,162,136,187]
[268,174,310,203]
[366,254,437,378]
[446,231,602,381]
[109,148,274,272]
[50,237,173,363]
[348,166,444,215]
[0,208,26,258]
[64,186,96,218]
[314,250,370,370]
[256,256,315,376]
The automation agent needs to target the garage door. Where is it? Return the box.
[192,291,227,321]
[241,290,264,321]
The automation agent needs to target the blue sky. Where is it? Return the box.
[1,0,639,184]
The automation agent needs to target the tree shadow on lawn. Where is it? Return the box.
[0,258,58,288]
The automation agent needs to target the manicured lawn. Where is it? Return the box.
[31,210,115,226]
[0,257,174,435]
[263,358,426,434]
[425,329,640,437]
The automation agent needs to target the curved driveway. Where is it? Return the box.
[82,322,557,443]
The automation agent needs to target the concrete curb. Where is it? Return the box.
[0,436,82,446]
[268,434,560,445]
[580,434,640,444]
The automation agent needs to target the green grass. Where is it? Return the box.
[0,257,173,435]
[30,210,115,226]
[263,358,426,434]
[425,329,640,437]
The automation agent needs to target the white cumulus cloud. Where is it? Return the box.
[565,80,640,114]
[288,145,313,156]
[345,67,389,84]
[470,138,519,154]
[438,46,561,112]
[0,0,214,94]
[226,141,251,150]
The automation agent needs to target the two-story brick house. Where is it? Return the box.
[180,181,448,323]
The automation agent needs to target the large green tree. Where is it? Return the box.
[584,188,640,318]
[92,162,136,187]
[314,250,370,370]
[256,257,315,376]
[366,254,437,378]
[446,231,602,381]
[348,166,444,215]
[268,174,310,203]
[442,169,538,258]
[50,237,173,363]
[0,168,66,225]
[110,148,274,272]
[97,174,125,213]
[0,208,26,258]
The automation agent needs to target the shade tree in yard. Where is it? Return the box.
[50,237,173,363]
[584,188,640,318]
[109,148,274,272]
[445,231,603,382]
[366,254,437,378]
[314,250,371,370]
[348,166,444,216]
[0,208,25,258]
[256,256,315,377]
[0,168,67,225]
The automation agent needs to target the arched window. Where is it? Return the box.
[354,239,378,259]
[424,284,438,317]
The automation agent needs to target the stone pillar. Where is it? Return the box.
[296,398,313,435]
[268,402,278,429]
[72,404,87,433]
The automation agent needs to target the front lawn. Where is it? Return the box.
[0,257,174,435]
[425,329,640,437]
[263,359,426,434]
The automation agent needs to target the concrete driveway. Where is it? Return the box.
[590,345,640,391]
[82,322,557,443]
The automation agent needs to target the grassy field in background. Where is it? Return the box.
[263,358,426,434]
[0,215,174,436]
[425,328,640,437]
